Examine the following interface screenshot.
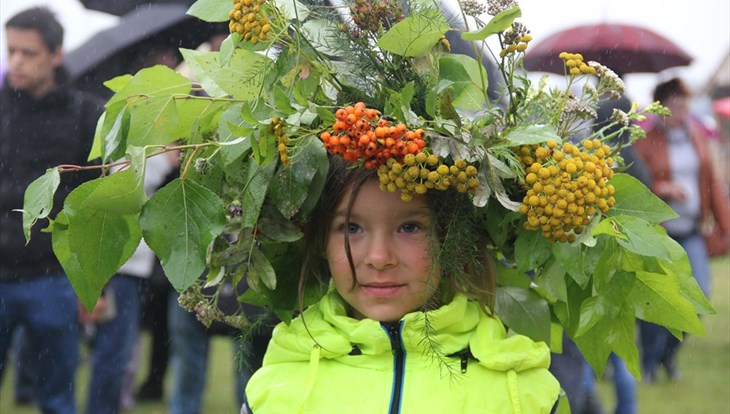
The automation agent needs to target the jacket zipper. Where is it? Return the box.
[382,321,405,414]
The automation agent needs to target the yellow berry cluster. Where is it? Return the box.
[499,34,533,58]
[271,117,289,166]
[559,52,597,76]
[377,154,479,202]
[517,139,616,242]
[229,0,271,44]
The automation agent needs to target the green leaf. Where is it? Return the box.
[180,49,228,98]
[296,139,329,219]
[52,201,142,312]
[187,0,230,22]
[573,299,638,378]
[87,112,104,161]
[495,286,551,343]
[71,147,147,215]
[140,178,226,292]
[577,271,635,336]
[241,161,277,228]
[176,98,227,143]
[249,248,277,290]
[491,124,561,148]
[107,65,191,107]
[100,100,130,163]
[274,0,310,20]
[551,242,589,288]
[438,54,486,110]
[377,12,449,57]
[607,174,677,224]
[536,259,568,302]
[514,229,551,273]
[219,33,239,67]
[103,74,133,92]
[257,202,304,242]
[301,19,343,57]
[495,261,532,288]
[217,104,253,164]
[128,96,182,147]
[629,271,705,335]
[273,84,297,115]
[315,105,337,125]
[461,6,522,41]
[21,168,60,242]
[657,236,714,314]
[268,137,325,219]
[596,216,671,260]
[180,48,271,101]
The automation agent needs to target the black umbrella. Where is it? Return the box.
[65,3,222,97]
[79,0,196,17]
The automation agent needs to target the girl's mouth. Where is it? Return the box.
[360,283,405,298]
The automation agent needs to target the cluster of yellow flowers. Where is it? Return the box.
[228,0,271,44]
[377,155,479,202]
[499,22,532,58]
[271,117,289,166]
[559,52,597,76]
[517,139,616,242]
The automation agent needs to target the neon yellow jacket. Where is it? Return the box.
[245,291,560,413]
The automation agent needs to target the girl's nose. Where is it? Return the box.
[363,235,397,270]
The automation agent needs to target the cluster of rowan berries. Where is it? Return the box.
[377,155,479,202]
[229,0,271,44]
[319,102,426,170]
[559,52,597,76]
[271,117,289,166]
[517,139,616,243]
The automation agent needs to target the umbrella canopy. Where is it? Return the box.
[523,23,693,75]
[65,3,220,97]
[79,0,196,16]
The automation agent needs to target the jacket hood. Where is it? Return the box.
[263,289,551,373]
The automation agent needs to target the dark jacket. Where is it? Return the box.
[0,71,104,281]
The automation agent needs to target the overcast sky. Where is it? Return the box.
[1,0,728,105]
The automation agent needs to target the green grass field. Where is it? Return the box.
[2,257,728,413]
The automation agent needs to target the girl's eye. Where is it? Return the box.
[399,222,422,233]
[335,222,362,234]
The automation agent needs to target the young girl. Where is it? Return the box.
[242,156,560,413]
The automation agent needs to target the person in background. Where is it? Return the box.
[634,77,730,382]
[0,7,104,414]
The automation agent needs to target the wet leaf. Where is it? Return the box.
[377,12,449,57]
[21,168,60,242]
[140,178,226,291]
[462,6,522,41]
[495,286,551,343]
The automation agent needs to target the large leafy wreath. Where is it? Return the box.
[22,0,712,378]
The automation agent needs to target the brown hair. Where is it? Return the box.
[653,77,690,104]
[298,156,496,314]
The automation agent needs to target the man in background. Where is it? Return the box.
[0,7,103,414]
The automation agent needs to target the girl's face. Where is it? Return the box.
[326,179,440,323]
